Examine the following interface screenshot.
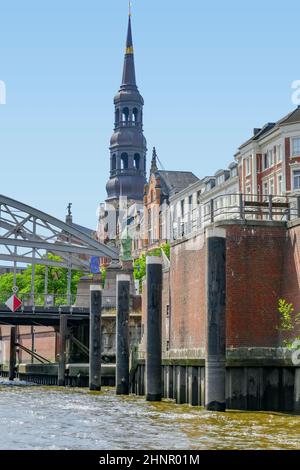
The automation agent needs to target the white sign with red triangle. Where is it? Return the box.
[5,294,22,312]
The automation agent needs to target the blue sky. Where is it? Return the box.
[0,0,299,229]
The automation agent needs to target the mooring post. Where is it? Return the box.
[9,327,17,381]
[146,256,162,402]
[205,228,226,412]
[89,285,102,391]
[116,274,130,395]
[294,368,300,412]
[58,314,68,386]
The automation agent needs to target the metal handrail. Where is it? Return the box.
[171,193,300,240]
[0,293,116,309]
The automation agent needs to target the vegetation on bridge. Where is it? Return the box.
[0,254,83,305]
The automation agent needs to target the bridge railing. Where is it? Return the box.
[0,292,117,310]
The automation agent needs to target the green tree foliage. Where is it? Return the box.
[101,266,107,289]
[0,254,83,305]
[133,243,170,293]
[277,298,300,348]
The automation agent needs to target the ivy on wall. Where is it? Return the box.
[133,243,170,293]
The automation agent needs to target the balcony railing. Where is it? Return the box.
[172,193,300,241]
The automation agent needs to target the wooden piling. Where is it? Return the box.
[9,327,16,381]
[205,228,226,411]
[116,275,130,395]
[89,286,102,391]
[146,256,162,402]
[58,314,68,386]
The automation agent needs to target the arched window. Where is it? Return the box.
[132,108,139,123]
[122,107,129,122]
[134,153,140,170]
[121,153,128,170]
[115,109,120,124]
[111,154,116,171]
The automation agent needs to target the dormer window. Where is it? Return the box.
[231,167,237,177]
[216,174,225,185]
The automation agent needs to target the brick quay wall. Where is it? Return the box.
[134,219,300,411]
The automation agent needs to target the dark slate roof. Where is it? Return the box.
[277,106,300,125]
[239,122,276,149]
[156,170,199,197]
[239,106,300,150]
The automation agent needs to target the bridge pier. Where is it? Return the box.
[9,326,17,381]
[116,275,130,395]
[146,256,162,402]
[89,286,102,391]
[58,314,68,386]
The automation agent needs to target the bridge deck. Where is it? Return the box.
[0,306,89,327]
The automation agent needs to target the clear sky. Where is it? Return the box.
[0,0,299,229]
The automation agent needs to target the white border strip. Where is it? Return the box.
[90,285,102,291]
[117,274,131,282]
[146,256,162,265]
[206,227,226,239]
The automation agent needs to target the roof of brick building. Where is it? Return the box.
[239,105,300,150]
[157,170,199,197]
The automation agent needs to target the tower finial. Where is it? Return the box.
[129,0,132,17]
[121,5,136,87]
[150,147,158,174]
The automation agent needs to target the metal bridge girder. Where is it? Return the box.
[0,194,119,273]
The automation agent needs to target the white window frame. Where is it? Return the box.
[245,157,251,176]
[268,149,274,167]
[263,153,268,170]
[277,173,283,196]
[292,137,300,157]
[245,185,251,201]
[292,168,300,190]
[277,144,282,162]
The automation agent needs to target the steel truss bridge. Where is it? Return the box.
[0,194,118,321]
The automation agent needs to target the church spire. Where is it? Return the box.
[106,8,147,205]
[121,12,137,89]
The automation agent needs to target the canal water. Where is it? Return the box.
[0,380,300,450]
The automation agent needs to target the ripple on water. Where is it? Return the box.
[0,385,300,449]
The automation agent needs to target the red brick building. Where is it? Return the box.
[237,106,300,197]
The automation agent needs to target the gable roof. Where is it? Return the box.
[278,106,300,125]
[156,170,199,197]
[239,106,300,150]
